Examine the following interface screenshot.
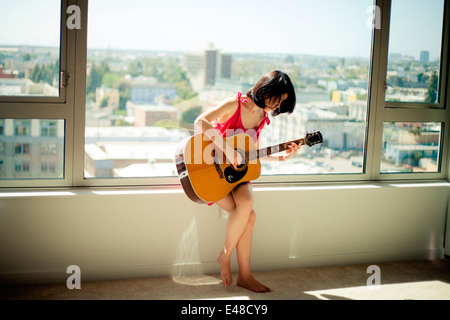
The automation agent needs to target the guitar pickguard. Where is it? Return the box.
[223,165,248,184]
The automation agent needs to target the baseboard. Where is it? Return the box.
[0,248,443,286]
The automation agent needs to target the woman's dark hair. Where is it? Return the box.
[246,70,296,116]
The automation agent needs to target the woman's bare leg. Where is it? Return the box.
[215,193,237,287]
[215,183,271,293]
[235,210,271,292]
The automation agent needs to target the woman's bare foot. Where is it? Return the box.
[237,275,272,293]
[217,249,232,287]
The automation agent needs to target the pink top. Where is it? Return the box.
[213,92,270,143]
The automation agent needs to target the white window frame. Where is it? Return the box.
[370,0,450,181]
[0,0,75,187]
[0,1,69,105]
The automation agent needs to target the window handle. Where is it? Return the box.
[61,71,71,88]
[383,81,392,92]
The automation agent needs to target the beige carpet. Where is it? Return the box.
[1,259,450,300]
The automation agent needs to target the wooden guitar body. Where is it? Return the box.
[175,133,261,204]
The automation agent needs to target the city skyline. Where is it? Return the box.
[0,0,444,60]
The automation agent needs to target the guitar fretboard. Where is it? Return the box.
[248,138,306,161]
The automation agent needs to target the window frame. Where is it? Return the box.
[370,0,450,181]
[384,0,448,110]
[1,0,449,188]
[0,0,75,188]
[0,0,68,104]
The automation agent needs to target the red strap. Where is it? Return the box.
[236,92,247,106]
[264,112,270,125]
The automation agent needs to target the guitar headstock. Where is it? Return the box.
[305,131,323,147]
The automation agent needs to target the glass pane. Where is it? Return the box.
[0,119,65,179]
[85,0,372,179]
[386,0,444,103]
[0,0,61,97]
[381,122,442,173]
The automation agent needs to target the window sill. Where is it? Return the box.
[0,180,449,200]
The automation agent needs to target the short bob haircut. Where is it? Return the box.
[246,70,296,116]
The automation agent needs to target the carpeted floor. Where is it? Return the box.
[1,259,450,300]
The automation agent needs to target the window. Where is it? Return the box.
[381,122,443,173]
[14,143,30,154]
[40,120,58,137]
[41,161,57,174]
[0,0,64,100]
[84,0,374,181]
[0,0,72,187]
[386,0,445,105]
[40,143,58,155]
[14,161,30,173]
[373,0,449,181]
[0,119,65,180]
[0,0,448,187]
[14,120,31,136]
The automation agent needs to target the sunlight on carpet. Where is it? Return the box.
[305,280,450,300]
[172,274,221,286]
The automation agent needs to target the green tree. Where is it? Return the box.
[181,106,202,124]
[87,60,111,95]
[98,60,110,75]
[174,81,197,103]
[102,72,121,88]
[29,61,58,86]
[128,60,143,77]
[100,96,108,108]
[86,64,103,95]
[22,53,31,61]
[159,58,196,102]
[425,71,438,103]
[180,106,202,133]
[30,64,42,82]
[116,79,130,110]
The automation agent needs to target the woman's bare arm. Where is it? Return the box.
[194,96,241,167]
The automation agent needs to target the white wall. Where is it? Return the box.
[0,182,449,285]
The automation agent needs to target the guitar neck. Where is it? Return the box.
[249,137,306,161]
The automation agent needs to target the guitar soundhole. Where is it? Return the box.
[224,166,248,184]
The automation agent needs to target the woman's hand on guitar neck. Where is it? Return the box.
[281,141,301,161]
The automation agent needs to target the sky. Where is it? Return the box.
[389,0,444,61]
[0,0,444,59]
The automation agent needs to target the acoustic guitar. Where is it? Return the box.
[175,131,323,204]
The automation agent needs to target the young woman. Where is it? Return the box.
[194,70,299,293]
